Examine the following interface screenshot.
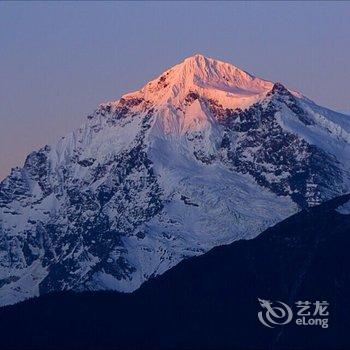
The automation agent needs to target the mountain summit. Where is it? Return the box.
[114,54,276,133]
[126,54,274,108]
[1,55,350,306]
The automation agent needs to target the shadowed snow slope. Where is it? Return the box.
[0,54,350,306]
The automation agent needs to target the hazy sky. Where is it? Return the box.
[1,1,349,180]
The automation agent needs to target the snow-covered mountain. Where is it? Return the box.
[1,54,350,306]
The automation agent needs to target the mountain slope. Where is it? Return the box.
[0,194,349,350]
[0,54,350,306]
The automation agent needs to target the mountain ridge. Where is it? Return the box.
[1,193,349,349]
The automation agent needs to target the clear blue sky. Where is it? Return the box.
[1,1,349,179]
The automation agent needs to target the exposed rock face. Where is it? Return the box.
[1,54,350,306]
